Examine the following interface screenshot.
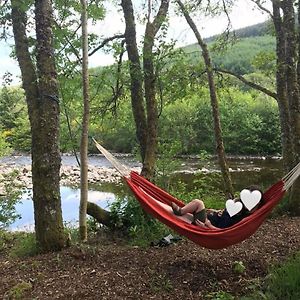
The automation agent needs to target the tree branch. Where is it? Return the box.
[88,34,125,57]
[214,67,278,100]
[55,22,82,59]
[152,0,170,33]
[87,202,112,227]
[250,0,274,19]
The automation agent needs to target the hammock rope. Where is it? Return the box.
[92,138,300,249]
[283,161,300,190]
[92,137,131,178]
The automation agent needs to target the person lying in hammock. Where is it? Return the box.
[171,185,263,229]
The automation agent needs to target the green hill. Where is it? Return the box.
[180,19,275,75]
[205,19,272,42]
[182,35,275,75]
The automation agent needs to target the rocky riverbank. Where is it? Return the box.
[0,162,141,195]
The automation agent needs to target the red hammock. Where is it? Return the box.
[126,172,286,249]
[92,138,300,249]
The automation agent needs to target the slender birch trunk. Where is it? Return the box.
[79,0,90,241]
[176,0,233,195]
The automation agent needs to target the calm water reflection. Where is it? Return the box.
[10,186,116,231]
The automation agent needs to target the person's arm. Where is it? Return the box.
[206,208,217,213]
[194,219,219,230]
[204,219,219,230]
[207,208,223,215]
[194,219,206,228]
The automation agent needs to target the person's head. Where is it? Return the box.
[243,185,264,214]
[247,185,263,194]
[232,185,264,215]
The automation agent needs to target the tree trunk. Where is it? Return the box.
[34,0,66,251]
[284,0,300,215]
[272,1,294,170]
[121,0,148,163]
[177,0,233,195]
[142,0,170,179]
[272,0,300,214]
[297,0,300,89]
[284,2,300,165]
[290,0,300,216]
[121,0,169,180]
[87,202,112,227]
[11,0,38,122]
[79,0,90,242]
[12,0,66,251]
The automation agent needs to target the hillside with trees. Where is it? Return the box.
[1,34,277,155]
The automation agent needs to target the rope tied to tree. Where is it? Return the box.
[43,94,60,104]
[283,161,300,190]
[92,137,131,178]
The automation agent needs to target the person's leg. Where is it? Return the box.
[181,199,205,214]
[171,199,205,215]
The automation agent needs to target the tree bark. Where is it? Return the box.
[34,0,66,251]
[11,0,38,120]
[272,1,296,171]
[121,0,170,180]
[142,0,170,178]
[79,0,90,242]
[177,0,233,195]
[87,202,112,227]
[272,0,300,214]
[283,1,300,164]
[121,0,148,163]
[12,0,66,251]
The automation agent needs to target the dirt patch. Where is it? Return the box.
[1,216,300,299]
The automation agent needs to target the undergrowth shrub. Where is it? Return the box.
[110,195,170,246]
[0,230,16,253]
[0,170,23,229]
[240,252,300,300]
[264,252,300,300]
[169,172,225,209]
[10,232,38,258]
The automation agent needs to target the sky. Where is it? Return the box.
[0,0,270,86]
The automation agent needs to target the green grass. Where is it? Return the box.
[9,232,38,258]
[264,252,300,300]
[7,281,33,299]
[240,252,300,300]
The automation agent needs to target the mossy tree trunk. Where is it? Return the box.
[121,0,148,165]
[272,0,300,215]
[142,0,170,178]
[121,0,170,180]
[272,1,295,171]
[11,0,66,251]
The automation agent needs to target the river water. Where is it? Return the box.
[1,154,283,231]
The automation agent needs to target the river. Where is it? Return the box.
[1,154,283,231]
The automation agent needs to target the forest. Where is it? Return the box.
[0,0,300,299]
[0,33,279,156]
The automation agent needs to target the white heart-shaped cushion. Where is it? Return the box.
[226,199,243,217]
[240,189,262,211]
